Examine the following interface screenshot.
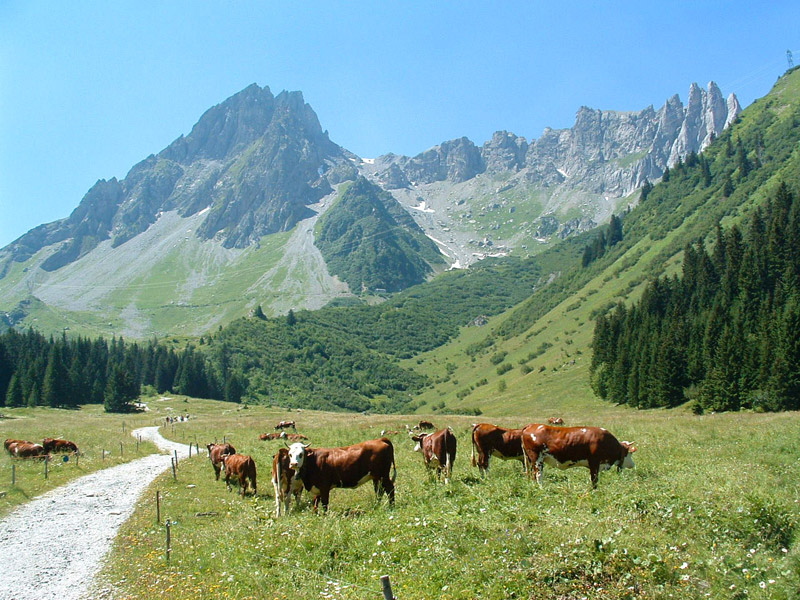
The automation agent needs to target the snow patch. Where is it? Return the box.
[410,201,435,213]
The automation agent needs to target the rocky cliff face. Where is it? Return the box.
[366,82,740,199]
[1,84,357,273]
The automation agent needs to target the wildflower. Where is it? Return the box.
[680,562,689,569]
[759,582,766,589]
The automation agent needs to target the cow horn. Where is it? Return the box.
[302,443,311,449]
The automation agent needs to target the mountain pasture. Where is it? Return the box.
[69,398,800,600]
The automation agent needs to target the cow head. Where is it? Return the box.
[410,433,428,453]
[288,442,310,470]
[620,441,637,469]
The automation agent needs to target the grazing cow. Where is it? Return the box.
[275,420,296,431]
[259,432,283,441]
[417,420,435,430]
[470,423,525,477]
[206,443,236,481]
[521,424,637,488]
[42,438,79,454]
[547,417,565,425]
[271,447,304,516]
[12,442,46,459]
[221,453,257,497]
[287,438,396,512]
[411,428,457,484]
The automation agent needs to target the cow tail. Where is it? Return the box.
[471,426,477,467]
[391,453,397,484]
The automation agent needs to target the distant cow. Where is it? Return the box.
[12,442,46,459]
[42,438,79,454]
[470,423,525,477]
[4,439,27,455]
[286,438,396,512]
[275,420,296,431]
[380,430,399,436]
[281,432,309,442]
[411,428,457,484]
[221,453,257,497]
[521,424,636,488]
[547,417,565,425]
[271,447,304,516]
[417,420,435,430]
[259,432,283,441]
[206,443,236,481]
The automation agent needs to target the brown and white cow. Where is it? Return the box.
[275,420,296,431]
[521,424,636,488]
[547,417,565,425]
[411,427,457,484]
[259,432,283,441]
[42,438,79,454]
[12,442,47,459]
[206,442,236,481]
[271,447,304,516]
[4,439,27,455]
[282,432,309,443]
[286,438,396,512]
[470,423,526,477]
[221,453,257,497]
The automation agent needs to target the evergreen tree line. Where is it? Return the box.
[591,182,800,412]
[0,330,239,413]
[581,213,624,267]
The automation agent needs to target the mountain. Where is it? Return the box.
[0,81,740,338]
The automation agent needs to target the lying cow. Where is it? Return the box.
[521,424,636,488]
[206,442,236,480]
[470,423,525,477]
[547,417,565,425]
[271,447,304,516]
[221,453,257,497]
[42,438,79,454]
[281,432,309,442]
[259,432,283,441]
[4,439,27,455]
[417,420,435,430]
[286,438,396,512]
[412,428,457,484]
[275,420,296,431]
[12,442,47,459]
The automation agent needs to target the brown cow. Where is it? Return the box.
[221,453,257,497]
[521,424,636,488]
[275,420,296,431]
[271,447,304,516]
[411,428,457,484]
[206,443,236,481]
[42,438,79,454]
[547,417,565,425]
[282,433,309,442]
[12,442,46,459]
[4,439,27,455]
[259,432,283,441]
[287,438,396,512]
[417,420,435,430]
[470,423,526,477]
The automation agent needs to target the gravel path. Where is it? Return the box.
[0,427,197,600]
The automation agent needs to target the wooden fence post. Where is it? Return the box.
[165,520,171,564]
[120,442,123,457]
[171,458,177,480]
[173,449,178,465]
[188,444,192,458]
[102,449,106,461]
[11,463,15,485]
[156,490,161,524]
[380,575,394,600]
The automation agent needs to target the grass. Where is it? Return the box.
[80,400,800,600]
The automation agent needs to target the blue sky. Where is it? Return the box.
[1,1,798,248]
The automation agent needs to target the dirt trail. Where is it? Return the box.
[0,427,196,600]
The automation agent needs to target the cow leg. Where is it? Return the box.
[225,472,232,492]
[240,474,247,497]
[273,481,283,516]
[319,489,330,513]
[589,462,600,489]
[374,476,395,505]
[214,464,221,480]
[251,472,257,496]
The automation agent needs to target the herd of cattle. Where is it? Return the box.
[4,437,80,458]
[206,418,637,516]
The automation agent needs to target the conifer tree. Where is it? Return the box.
[5,372,23,407]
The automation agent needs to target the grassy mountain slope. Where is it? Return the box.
[406,67,800,416]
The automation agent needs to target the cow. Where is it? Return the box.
[12,442,47,459]
[411,428,457,484]
[42,438,79,454]
[282,432,309,442]
[271,447,304,516]
[275,420,296,431]
[380,430,399,436]
[206,442,236,481]
[547,417,565,425]
[417,420,435,430]
[259,432,283,441]
[4,439,27,455]
[521,424,636,488]
[470,423,526,477]
[221,453,257,497]
[286,438,396,512]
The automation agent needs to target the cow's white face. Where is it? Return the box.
[620,441,637,469]
[288,443,307,470]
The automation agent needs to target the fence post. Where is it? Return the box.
[44,455,49,480]
[75,452,79,467]
[156,490,161,524]
[11,463,15,485]
[120,442,123,457]
[122,421,126,433]
[102,449,106,461]
[188,444,192,458]
[171,458,177,481]
[380,575,394,600]
[165,520,171,564]
[173,449,178,465]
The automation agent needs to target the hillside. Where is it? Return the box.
[406,67,800,416]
